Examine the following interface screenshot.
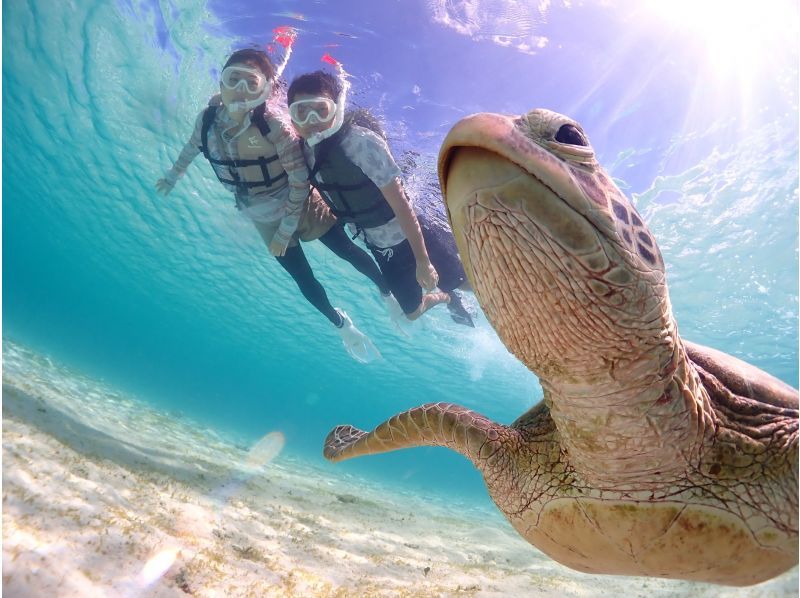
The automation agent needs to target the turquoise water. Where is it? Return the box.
[3,0,798,514]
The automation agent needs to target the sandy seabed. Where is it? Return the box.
[2,344,798,597]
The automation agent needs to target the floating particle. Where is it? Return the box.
[244,431,286,469]
[139,546,180,587]
[274,11,307,22]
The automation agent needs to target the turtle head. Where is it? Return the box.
[439,109,674,388]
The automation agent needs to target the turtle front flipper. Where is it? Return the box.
[324,425,368,460]
[323,402,515,469]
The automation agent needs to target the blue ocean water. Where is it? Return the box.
[3,0,798,516]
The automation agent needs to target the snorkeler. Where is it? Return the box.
[155,47,395,363]
[286,67,474,326]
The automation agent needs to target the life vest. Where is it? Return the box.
[198,104,288,204]
[306,112,396,230]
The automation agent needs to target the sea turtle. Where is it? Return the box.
[323,108,799,586]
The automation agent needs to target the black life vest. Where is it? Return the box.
[306,112,396,230]
[198,104,287,205]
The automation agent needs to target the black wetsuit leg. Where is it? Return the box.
[370,240,421,315]
[318,224,391,295]
[275,244,341,326]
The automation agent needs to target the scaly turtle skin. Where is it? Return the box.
[324,109,798,586]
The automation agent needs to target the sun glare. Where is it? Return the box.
[639,0,798,76]
[619,0,799,129]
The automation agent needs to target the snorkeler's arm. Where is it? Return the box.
[156,112,204,195]
[380,179,438,290]
[346,127,438,290]
[268,114,309,250]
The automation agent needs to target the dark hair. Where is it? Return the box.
[223,48,275,80]
[287,70,341,105]
[348,108,387,141]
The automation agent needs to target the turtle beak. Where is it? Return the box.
[438,113,534,288]
[441,146,536,290]
[438,113,514,288]
[438,148,473,286]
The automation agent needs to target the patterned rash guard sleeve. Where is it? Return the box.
[342,126,402,188]
[164,111,204,185]
[267,113,310,245]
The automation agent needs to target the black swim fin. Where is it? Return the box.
[446,291,476,327]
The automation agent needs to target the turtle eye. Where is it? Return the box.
[555,124,588,146]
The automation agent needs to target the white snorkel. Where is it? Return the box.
[226,85,270,114]
[226,27,296,114]
[226,83,272,115]
[306,57,351,148]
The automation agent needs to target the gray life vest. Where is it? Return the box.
[199,104,287,207]
[306,112,396,230]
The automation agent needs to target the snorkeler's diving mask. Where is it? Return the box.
[303,74,350,147]
[221,65,272,113]
[221,65,267,94]
[288,97,337,126]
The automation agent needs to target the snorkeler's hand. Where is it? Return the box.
[416,260,439,291]
[269,237,289,257]
[155,178,175,196]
